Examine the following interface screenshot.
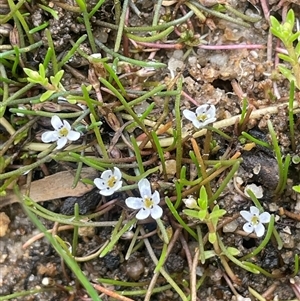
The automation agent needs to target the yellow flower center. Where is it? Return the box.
[59,127,69,137]
[107,176,117,188]
[251,215,259,225]
[144,196,154,209]
[197,113,207,122]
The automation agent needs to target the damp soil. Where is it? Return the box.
[1,0,300,300]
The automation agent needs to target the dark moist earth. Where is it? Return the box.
[1,0,300,300]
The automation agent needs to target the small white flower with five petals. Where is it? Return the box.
[240,206,271,237]
[125,178,163,220]
[41,115,80,149]
[94,167,123,196]
[183,104,216,129]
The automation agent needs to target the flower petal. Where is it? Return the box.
[94,178,107,190]
[125,197,143,209]
[41,131,58,143]
[138,178,152,197]
[254,223,265,237]
[51,115,63,130]
[99,187,114,196]
[136,208,150,220]
[240,210,252,222]
[195,104,210,115]
[183,109,196,122]
[113,167,122,180]
[67,130,80,141]
[249,206,260,216]
[192,119,203,129]
[151,190,160,205]
[202,117,216,126]
[243,222,254,233]
[259,212,271,223]
[63,120,71,131]
[113,180,122,192]
[101,170,113,181]
[206,105,216,118]
[56,137,67,149]
[150,205,163,219]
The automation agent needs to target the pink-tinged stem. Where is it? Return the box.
[276,47,288,55]
[198,44,265,50]
[174,26,182,37]
[147,49,157,60]
[267,31,273,62]
[181,91,200,106]
[274,40,281,67]
[282,5,288,22]
[260,0,270,21]
[180,5,194,32]
[290,278,300,300]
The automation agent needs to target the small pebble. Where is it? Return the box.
[125,258,145,281]
[223,220,238,233]
[0,212,10,237]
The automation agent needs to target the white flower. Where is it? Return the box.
[41,115,80,149]
[125,178,163,220]
[94,167,123,196]
[183,104,216,129]
[182,196,199,209]
[244,183,263,199]
[240,206,271,237]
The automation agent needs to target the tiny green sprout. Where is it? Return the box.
[292,185,300,193]
[183,186,226,244]
[270,9,300,89]
[226,247,240,256]
[23,64,65,102]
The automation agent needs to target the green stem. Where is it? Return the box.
[0,41,43,59]
[267,120,285,195]
[114,0,128,52]
[156,218,169,245]
[152,0,163,26]
[114,84,166,112]
[58,35,87,69]
[95,38,166,68]
[239,215,275,261]
[82,9,97,53]
[140,227,188,301]
[0,0,27,23]
[88,0,105,18]
[154,243,168,273]
[71,203,80,256]
[289,80,296,152]
[45,29,58,74]
[9,108,85,118]
[175,78,183,179]
[126,26,174,42]
[189,0,251,28]
[100,217,137,257]
[218,234,260,274]
[165,197,198,240]
[225,4,261,22]
[7,0,34,44]
[241,132,271,148]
